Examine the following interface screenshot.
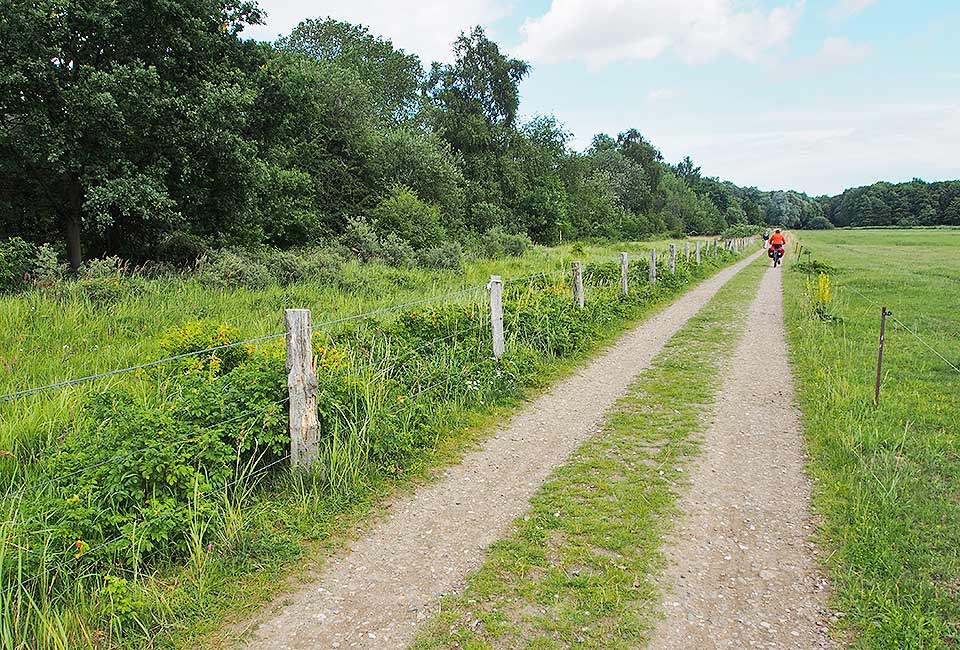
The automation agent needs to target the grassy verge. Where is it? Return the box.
[411,258,765,649]
[784,229,960,649]
[1,243,749,649]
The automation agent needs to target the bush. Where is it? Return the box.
[31,244,64,286]
[0,237,35,291]
[721,223,762,238]
[367,185,445,250]
[79,256,127,279]
[199,249,273,289]
[158,319,250,376]
[417,241,463,270]
[380,233,416,268]
[341,216,382,262]
[480,227,532,259]
[805,216,835,230]
[157,231,207,266]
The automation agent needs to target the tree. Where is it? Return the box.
[677,156,701,187]
[278,18,424,126]
[615,129,664,210]
[0,0,263,266]
[426,26,530,155]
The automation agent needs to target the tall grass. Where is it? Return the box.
[0,239,742,649]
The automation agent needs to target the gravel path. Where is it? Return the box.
[236,252,763,650]
[646,266,836,649]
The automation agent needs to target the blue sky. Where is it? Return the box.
[245,1,959,196]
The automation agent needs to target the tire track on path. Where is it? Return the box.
[238,250,764,650]
[646,266,836,649]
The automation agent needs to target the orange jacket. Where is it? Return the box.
[769,233,786,246]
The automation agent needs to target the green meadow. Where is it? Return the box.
[785,228,960,648]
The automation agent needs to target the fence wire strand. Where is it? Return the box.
[838,282,960,376]
[0,283,490,404]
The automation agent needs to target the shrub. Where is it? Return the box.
[0,237,35,292]
[198,249,273,289]
[157,231,207,266]
[417,241,463,270]
[367,185,445,250]
[341,216,382,262]
[31,244,64,286]
[721,223,762,238]
[480,227,532,259]
[380,233,416,268]
[157,319,250,376]
[79,256,126,279]
[805,216,835,230]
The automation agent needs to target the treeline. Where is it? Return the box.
[819,179,960,228]
[5,2,941,273]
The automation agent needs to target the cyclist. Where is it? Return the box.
[768,229,786,265]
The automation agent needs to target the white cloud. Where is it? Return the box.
[515,0,804,69]
[827,0,876,20]
[641,103,960,195]
[243,0,512,64]
[805,36,873,69]
[647,87,683,101]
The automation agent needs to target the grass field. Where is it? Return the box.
[784,229,960,648]
[0,238,742,649]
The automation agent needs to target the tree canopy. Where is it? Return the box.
[2,3,953,269]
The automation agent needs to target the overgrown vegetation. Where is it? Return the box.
[0,241,743,648]
[2,4,808,273]
[412,256,764,649]
[785,229,960,649]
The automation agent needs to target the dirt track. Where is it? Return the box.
[236,252,763,649]
[646,266,835,649]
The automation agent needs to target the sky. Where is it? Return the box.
[244,0,960,197]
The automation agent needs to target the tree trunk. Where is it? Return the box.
[64,176,83,270]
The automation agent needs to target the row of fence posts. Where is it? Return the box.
[284,237,754,470]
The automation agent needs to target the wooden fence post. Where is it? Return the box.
[286,309,319,471]
[874,306,889,407]
[572,261,584,309]
[619,252,629,296]
[489,275,504,359]
[685,241,690,262]
[695,241,702,265]
[649,248,657,283]
[669,244,676,274]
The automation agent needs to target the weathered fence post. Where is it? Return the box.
[489,275,504,360]
[669,244,677,274]
[695,241,702,264]
[286,309,319,471]
[649,248,657,283]
[685,241,690,262]
[874,306,889,407]
[619,252,629,296]
[572,261,585,309]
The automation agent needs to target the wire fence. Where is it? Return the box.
[834,280,960,376]
[0,242,746,597]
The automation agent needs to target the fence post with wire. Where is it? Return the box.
[649,249,657,283]
[619,253,629,296]
[285,308,319,470]
[572,261,585,309]
[489,275,505,360]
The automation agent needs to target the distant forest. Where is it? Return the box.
[1,3,957,268]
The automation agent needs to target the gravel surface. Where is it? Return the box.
[646,266,836,649]
[238,252,762,650]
